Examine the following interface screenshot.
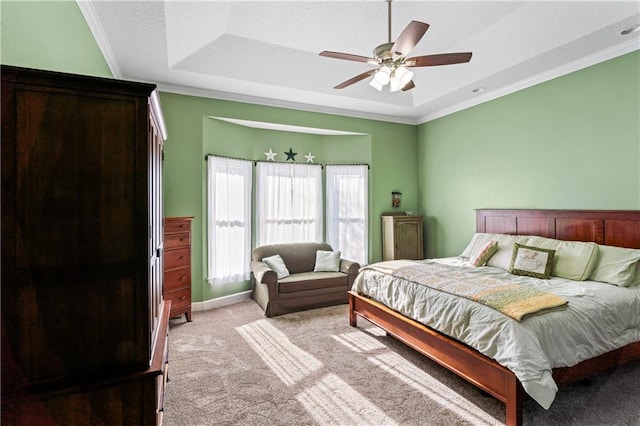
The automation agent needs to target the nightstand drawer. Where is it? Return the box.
[164,232,190,249]
[164,267,190,291]
[164,247,190,269]
[166,287,191,310]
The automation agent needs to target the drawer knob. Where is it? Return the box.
[180,276,186,280]
[179,256,184,260]
[180,295,187,300]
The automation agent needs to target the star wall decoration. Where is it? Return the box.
[264,148,277,161]
[304,152,315,163]
[285,148,297,161]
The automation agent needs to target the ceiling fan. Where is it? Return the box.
[319,0,473,92]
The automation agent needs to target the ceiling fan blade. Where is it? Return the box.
[319,51,372,63]
[391,21,429,56]
[406,52,473,67]
[333,70,376,89]
[401,80,415,92]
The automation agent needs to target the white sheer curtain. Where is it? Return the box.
[326,165,368,265]
[256,162,323,246]
[207,156,252,285]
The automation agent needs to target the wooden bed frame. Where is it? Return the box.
[348,209,640,425]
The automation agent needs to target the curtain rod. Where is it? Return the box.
[205,155,324,169]
[204,154,252,162]
[254,159,323,169]
[205,155,369,169]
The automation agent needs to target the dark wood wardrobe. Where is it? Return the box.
[1,65,170,425]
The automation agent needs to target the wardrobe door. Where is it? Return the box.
[1,67,152,390]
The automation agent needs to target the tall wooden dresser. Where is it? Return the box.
[1,66,170,425]
[381,213,425,260]
[163,217,194,321]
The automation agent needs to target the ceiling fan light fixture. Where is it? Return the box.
[374,66,392,85]
[369,77,384,91]
[389,75,402,92]
[395,66,413,86]
[319,0,472,92]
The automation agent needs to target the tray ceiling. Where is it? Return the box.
[79,1,640,124]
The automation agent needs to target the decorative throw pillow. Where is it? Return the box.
[314,250,341,272]
[525,236,599,281]
[262,254,290,279]
[470,240,498,267]
[509,243,555,279]
[461,233,530,271]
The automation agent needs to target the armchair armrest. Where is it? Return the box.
[250,260,277,285]
[339,259,361,276]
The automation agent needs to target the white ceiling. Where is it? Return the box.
[78,1,640,124]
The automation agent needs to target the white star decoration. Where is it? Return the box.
[304,152,315,163]
[264,148,277,161]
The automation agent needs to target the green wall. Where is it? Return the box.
[1,1,112,78]
[1,1,417,304]
[160,92,417,302]
[3,1,638,305]
[418,51,640,258]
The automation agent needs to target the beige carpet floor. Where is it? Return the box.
[164,300,640,425]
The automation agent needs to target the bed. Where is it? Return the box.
[348,209,640,426]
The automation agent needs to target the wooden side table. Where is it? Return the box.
[381,213,424,260]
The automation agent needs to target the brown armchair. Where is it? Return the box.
[250,242,360,317]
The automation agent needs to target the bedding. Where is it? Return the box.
[364,260,567,320]
[352,257,640,409]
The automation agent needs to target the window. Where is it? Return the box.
[256,162,323,246]
[207,156,252,285]
[326,165,368,265]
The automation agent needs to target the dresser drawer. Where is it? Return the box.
[156,332,169,411]
[164,247,190,269]
[164,219,191,234]
[164,267,190,291]
[165,287,191,310]
[164,232,190,249]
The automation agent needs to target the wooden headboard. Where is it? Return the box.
[476,209,640,249]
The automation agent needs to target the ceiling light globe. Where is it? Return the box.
[374,66,391,85]
[389,76,402,92]
[395,66,414,87]
[369,78,384,91]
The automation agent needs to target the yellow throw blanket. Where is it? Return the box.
[362,261,568,321]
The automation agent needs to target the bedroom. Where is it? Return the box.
[2,0,639,424]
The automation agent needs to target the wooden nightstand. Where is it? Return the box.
[164,217,194,321]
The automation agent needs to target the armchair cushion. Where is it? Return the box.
[279,271,347,293]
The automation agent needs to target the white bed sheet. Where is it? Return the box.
[352,257,640,409]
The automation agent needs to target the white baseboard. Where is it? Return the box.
[192,290,252,312]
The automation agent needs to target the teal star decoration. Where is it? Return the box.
[285,148,297,161]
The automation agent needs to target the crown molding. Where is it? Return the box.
[76,0,122,79]
[155,82,420,126]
